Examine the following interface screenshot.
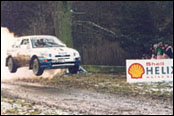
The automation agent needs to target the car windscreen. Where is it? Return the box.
[31,37,65,48]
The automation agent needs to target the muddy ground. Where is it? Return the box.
[1,71,173,115]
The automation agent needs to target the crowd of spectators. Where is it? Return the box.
[142,42,173,59]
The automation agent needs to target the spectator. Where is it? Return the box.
[150,44,157,59]
[155,42,164,59]
[163,42,173,58]
[151,54,156,59]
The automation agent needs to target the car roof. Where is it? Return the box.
[17,35,66,45]
[18,35,58,39]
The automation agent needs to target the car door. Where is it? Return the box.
[17,38,31,67]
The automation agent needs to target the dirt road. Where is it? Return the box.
[1,80,173,115]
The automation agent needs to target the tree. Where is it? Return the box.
[1,1,173,65]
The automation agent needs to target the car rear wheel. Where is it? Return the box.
[68,65,79,74]
[7,57,17,73]
[32,58,44,76]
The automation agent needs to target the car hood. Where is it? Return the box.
[34,47,79,56]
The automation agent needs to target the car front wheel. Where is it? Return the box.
[32,58,44,76]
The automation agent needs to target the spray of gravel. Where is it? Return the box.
[1,27,65,81]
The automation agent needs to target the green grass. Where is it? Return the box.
[82,65,126,73]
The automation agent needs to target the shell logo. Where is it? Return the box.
[128,63,145,79]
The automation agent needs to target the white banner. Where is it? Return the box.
[126,59,173,83]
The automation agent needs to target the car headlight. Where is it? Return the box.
[73,52,80,57]
[73,52,77,56]
[49,53,52,57]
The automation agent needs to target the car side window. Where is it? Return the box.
[21,39,29,45]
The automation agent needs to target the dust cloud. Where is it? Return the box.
[1,27,64,81]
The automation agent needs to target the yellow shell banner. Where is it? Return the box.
[128,63,145,79]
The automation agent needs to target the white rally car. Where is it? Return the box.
[6,35,81,76]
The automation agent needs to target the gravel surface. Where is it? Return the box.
[1,80,173,115]
[1,96,81,115]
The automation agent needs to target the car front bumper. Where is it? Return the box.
[39,58,80,69]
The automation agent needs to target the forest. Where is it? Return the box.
[1,1,173,65]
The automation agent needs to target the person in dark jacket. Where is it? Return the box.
[163,43,173,58]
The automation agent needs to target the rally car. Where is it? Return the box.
[6,35,81,76]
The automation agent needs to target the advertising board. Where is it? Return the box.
[126,59,173,83]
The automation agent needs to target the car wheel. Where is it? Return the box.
[68,65,79,74]
[32,58,44,76]
[7,57,17,73]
